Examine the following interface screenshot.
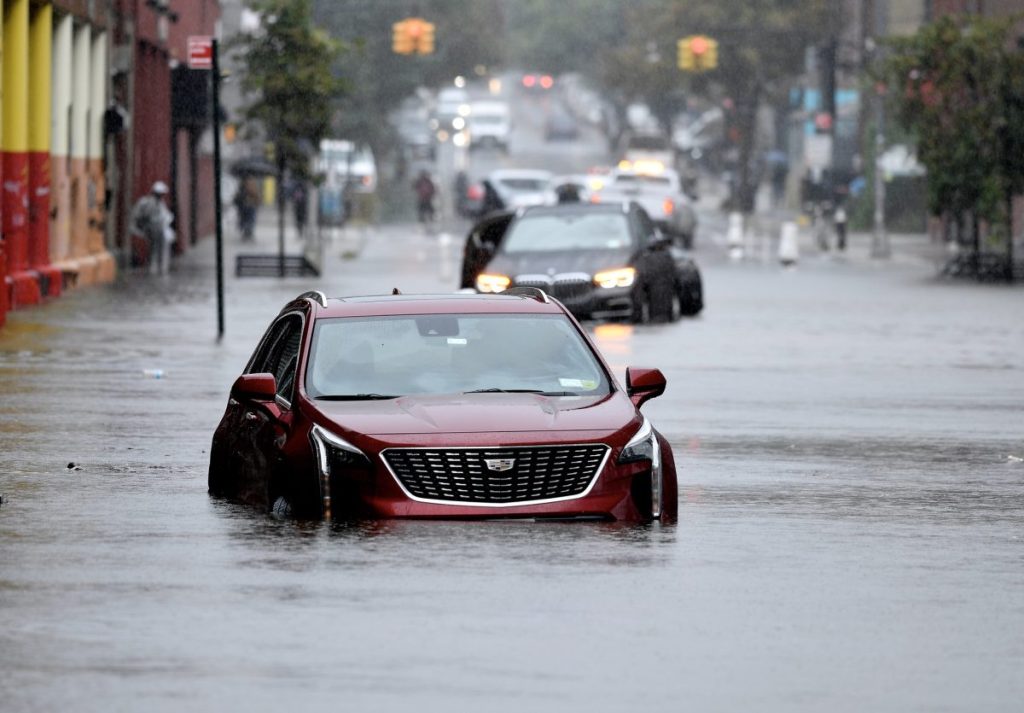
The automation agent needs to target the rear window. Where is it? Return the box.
[614,174,671,186]
[627,136,670,151]
[497,178,549,191]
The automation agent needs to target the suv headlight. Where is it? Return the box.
[310,425,371,519]
[476,273,511,293]
[594,267,636,289]
[618,417,663,519]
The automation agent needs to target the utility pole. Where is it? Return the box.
[869,0,891,258]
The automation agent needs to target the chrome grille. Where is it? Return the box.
[513,273,593,303]
[382,444,609,505]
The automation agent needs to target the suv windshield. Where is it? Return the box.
[501,212,633,253]
[306,314,610,398]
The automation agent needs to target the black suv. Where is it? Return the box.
[460,203,703,322]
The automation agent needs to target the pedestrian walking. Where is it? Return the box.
[233,177,262,241]
[291,179,309,238]
[413,169,437,229]
[834,205,848,251]
[129,181,174,275]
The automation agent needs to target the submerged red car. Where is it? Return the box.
[208,289,677,522]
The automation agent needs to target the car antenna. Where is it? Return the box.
[392,287,402,295]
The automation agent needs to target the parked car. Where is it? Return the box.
[208,289,678,522]
[594,168,698,248]
[468,100,511,152]
[460,202,703,322]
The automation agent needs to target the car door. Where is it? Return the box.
[230,313,303,508]
[460,211,514,288]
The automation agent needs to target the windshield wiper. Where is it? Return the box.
[463,388,579,396]
[316,393,399,401]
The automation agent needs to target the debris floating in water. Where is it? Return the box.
[143,368,165,379]
[1008,455,1023,463]
[67,462,81,471]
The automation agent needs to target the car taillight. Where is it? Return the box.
[540,75,554,89]
[663,198,674,215]
[467,184,483,200]
[522,75,536,88]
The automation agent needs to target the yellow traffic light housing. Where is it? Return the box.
[677,38,694,71]
[418,21,435,54]
[392,20,414,55]
[393,17,435,55]
[678,35,718,72]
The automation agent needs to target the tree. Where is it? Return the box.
[233,0,343,268]
[591,0,836,213]
[879,15,1024,281]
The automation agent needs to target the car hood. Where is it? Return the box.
[487,247,634,279]
[308,391,637,436]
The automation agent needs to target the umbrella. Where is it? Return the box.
[230,156,278,178]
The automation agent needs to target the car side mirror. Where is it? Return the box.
[231,373,277,401]
[625,367,666,409]
[647,231,672,250]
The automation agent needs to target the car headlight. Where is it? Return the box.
[594,267,636,289]
[309,425,371,519]
[310,424,371,474]
[618,417,663,519]
[476,273,511,293]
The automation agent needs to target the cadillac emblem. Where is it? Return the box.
[484,458,516,472]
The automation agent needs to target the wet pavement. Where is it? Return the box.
[1,216,1022,712]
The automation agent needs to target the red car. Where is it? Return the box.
[208,289,678,522]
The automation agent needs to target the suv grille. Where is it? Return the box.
[382,445,609,505]
[514,275,594,303]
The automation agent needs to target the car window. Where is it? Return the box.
[249,314,303,404]
[632,207,658,242]
[306,314,610,398]
[614,174,672,187]
[501,212,633,252]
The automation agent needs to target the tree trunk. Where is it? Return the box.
[1007,191,1015,283]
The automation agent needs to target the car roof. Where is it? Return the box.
[294,291,567,319]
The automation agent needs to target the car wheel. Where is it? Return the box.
[679,274,703,316]
[631,287,651,324]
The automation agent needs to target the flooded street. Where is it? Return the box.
[2,228,1023,712]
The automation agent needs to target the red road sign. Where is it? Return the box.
[188,36,213,70]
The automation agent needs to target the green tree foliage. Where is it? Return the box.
[234,0,343,179]
[879,14,1024,260]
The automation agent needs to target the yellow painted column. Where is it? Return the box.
[28,2,53,291]
[3,0,38,305]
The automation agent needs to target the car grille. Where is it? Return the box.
[382,444,609,505]
[514,274,593,302]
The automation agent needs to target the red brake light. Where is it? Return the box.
[540,75,554,89]
[467,184,483,200]
[522,75,536,87]
[663,198,674,215]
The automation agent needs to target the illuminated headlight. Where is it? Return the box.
[476,273,511,293]
[594,267,636,289]
[618,417,663,518]
[452,116,466,130]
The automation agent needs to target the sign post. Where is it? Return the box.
[189,35,225,338]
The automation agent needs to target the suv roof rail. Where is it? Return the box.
[504,286,549,303]
[296,290,327,307]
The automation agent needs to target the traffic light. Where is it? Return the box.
[393,17,435,55]
[392,20,414,55]
[418,20,435,54]
[678,35,718,72]
[677,38,694,71]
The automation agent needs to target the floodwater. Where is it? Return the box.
[1,232,1022,712]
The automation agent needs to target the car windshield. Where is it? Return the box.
[497,177,549,191]
[501,212,633,253]
[306,313,610,398]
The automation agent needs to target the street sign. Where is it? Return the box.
[188,36,213,70]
